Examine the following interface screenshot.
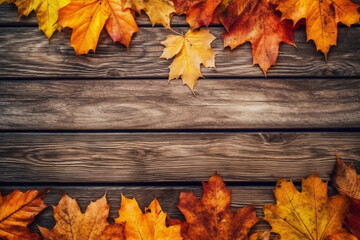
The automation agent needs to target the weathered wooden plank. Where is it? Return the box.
[0,27,360,78]
[0,80,359,130]
[0,185,337,231]
[0,132,359,182]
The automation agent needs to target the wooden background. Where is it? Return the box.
[0,2,360,235]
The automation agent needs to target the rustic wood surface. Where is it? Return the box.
[0,79,359,130]
[0,27,360,79]
[0,0,359,235]
[0,132,359,183]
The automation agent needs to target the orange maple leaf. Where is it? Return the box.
[0,189,47,240]
[39,194,125,240]
[275,0,360,57]
[172,0,222,29]
[115,195,182,240]
[176,173,259,239]
[264,173,355,240]
[58,0,138,54]
[221,0,295,75]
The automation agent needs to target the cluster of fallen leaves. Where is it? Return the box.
[1,0,360,91]
[0,156,359,239]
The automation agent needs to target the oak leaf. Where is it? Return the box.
[333,156,360,200]
[176,173,259,240]
[39,194,125,240]
[172,0,221,29]
[160,28,216,92]
[264,173,353,240]
[222,0,295,75]
[346,198,360,240]
[276,0,360,57]
[115,195,182,240]
[122,0,175,28]
[58,0,138,54]
[0,189,47,240]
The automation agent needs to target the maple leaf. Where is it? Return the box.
[160,28,216,92]
[333,156,360,200]
[115,195,182,240]
[14,0,35,18]
[58,0,111,54]
[105,0,139,47]
[35,0,70,38]
[276,0,360,57]
[172,0,222,29]
[2,0,69,39]
[58,0,138,54]
[222,0,295,75]
[0,189,47,240]
[176,173,259,240]
[122,0,175,28]
[264,173,354,240]
[346,198,360,240]
[39,193,124,240]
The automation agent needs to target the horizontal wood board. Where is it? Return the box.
[0,27,360,79]
[0,132,359,183]
[0,79,359,130]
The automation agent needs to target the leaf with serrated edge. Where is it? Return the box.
[0,189,47,240]
[160,28,216,92]
[264,173,355,240]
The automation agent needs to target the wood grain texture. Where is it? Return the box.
[0,27,360,79]
[0,185,338,231]
[0,79,359,130]
[0,132,359,182]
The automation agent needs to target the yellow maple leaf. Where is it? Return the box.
[160,28,216,92]
[14,0,36,17]
[264,173,355,240]
[122,0,175,28]
[35,0,70,38]
[115,195,182,240]
[276,0,360,57]
[4,0,69,39]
